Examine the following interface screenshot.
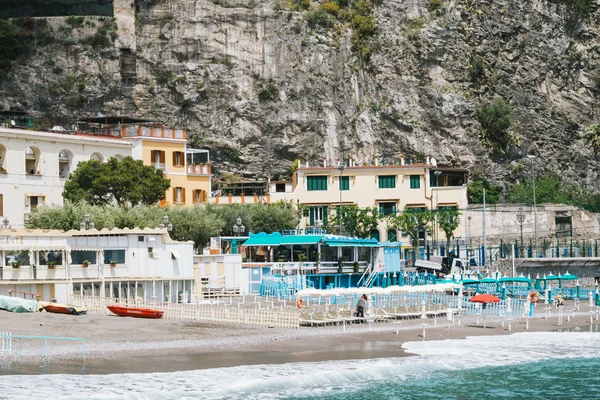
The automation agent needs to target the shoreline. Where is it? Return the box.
[0,303,596,375]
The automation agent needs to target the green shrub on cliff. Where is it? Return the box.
[477,98,519,154]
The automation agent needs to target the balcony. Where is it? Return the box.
[187,163,211,175]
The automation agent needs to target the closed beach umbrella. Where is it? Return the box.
[469,294,501,303]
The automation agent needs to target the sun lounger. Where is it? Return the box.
[313,312,343,325]
[373,308,396,321]
[299,313,329,327]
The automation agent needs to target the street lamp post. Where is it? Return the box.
[434,170,442,254]
[527,155,539,257]
[516,207,525,258]
[338,162,345,235]
[158,215,173,232]
[79,214,95,230]
[232,217,245,237]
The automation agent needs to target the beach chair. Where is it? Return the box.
[313,312,342,325]
[373,308,396,321]
[299,313,329,327]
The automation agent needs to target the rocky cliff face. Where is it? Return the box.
[1,0,599,184]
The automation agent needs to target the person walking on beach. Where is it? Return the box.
[356,294,367,319]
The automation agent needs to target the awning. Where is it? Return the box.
[243,232,284,246]
[171,250,181,259]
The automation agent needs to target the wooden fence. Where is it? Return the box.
[72,295,300,329]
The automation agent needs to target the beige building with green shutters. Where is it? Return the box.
[269,156,469,249]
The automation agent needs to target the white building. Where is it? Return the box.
[0,227,195,304]
[0,127,133,227]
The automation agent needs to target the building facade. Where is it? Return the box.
[0,227,195,304]
[0,121,212,228]
[270,157,469,250]
[0,127,133,228]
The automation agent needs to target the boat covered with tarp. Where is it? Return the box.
[0,295,40,313]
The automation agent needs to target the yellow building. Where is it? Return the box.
[270,155,468,253]
[127,125,212,206]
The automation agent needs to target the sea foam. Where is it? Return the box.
[1,332,599,400]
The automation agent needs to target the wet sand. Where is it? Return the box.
[0,301,595,375]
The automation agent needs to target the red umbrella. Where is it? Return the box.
[469,294,500,303]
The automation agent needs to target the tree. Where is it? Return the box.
[387,209,434,263]
[468,178,501,204]
[437,209,461,252]
[327,206,380,238]
[477,98,518,154]
[63,156,171,207]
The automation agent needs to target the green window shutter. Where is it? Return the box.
[387,229,397,242]
[307,176,328,191]
[309,207,315,225]
[378,175,396,189]
[339,176,349,191]
[323,206,328,222]
[410,175,421,189]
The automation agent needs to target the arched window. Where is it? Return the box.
[387,229,397,242]
[58,150,72,178]
[0,144,6,173]
[370,229,380,241]
[25,146,40,175]
[113,154,124,161]
[90,152,104,162]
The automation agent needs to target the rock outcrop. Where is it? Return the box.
[1,0,599,183]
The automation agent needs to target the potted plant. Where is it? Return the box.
[109,260,117,267]
[47,261,57,269]
[11,261,20,269]
[337,257,346,274]
[353,261,360,273]
[82,260,90,268]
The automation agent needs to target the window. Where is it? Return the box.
[339,176,350,191]
[138,236,145,242]
[25,146,40,175]
[39,250,63,266]
[370,229,380,241]
[71,250,96,265]
[193,189,204,204]
[103,250,126,264]
[429,171,466,187]
[173,187,185,204]
[307,176,328,191]
[151,150,166,169]
[378,202,397,216]
[309,206,328,226]
[387,229,397,242]
[58,150,71,178]
[378,175,396,189]
[172,151,184,167]
[275,183,286,192]
[26,195,43,212]
[410,175,421,189]
[555,216,572,238]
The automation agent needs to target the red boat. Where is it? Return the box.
[44,304,87,315]
[107,305,164,319]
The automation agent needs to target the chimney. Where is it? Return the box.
[399,154,405,166]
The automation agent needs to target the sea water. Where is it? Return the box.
[1,331,599,400]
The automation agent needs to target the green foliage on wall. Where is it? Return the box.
[0,17,53,79]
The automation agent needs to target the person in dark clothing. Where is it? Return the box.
[356,294,367,318]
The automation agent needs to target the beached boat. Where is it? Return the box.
[44,304,87,315]
[107,305,164,319]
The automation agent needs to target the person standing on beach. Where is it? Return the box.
[356,294,367,318]
[296,295,304,312]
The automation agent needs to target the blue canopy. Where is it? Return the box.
[241,232,383,247]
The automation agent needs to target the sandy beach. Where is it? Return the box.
[0,301,595,375]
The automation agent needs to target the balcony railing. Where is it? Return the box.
[152,162,167,172]
[187,164,211,174]
[242,260,369,274]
